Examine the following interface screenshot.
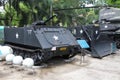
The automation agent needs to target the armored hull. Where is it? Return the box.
[4,26,79,64]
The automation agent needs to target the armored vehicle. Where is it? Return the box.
[69,7,120,58]
[3,16,79,64]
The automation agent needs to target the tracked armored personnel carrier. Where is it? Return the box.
[4,16,79,64]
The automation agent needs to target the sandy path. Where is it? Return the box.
[0,51,120,80]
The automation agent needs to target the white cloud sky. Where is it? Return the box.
[0,6,4,12]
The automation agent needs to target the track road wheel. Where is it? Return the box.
[62,53,76,59]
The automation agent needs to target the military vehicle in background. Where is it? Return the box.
[68,7,120,58]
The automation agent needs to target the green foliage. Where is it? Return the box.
[53,0,99,26]
[86,9,98,24]
[0,12,5,25]
[2,0,118,27]
[19,2,31,13]
[107,0,120,5]
[4,3,21,26]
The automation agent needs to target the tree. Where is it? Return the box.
[7,0,52,26]
[2,0,114,27]
[53,0,99,26]
[106,0,120,5]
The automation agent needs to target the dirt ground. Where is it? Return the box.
[0,51,120,80]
